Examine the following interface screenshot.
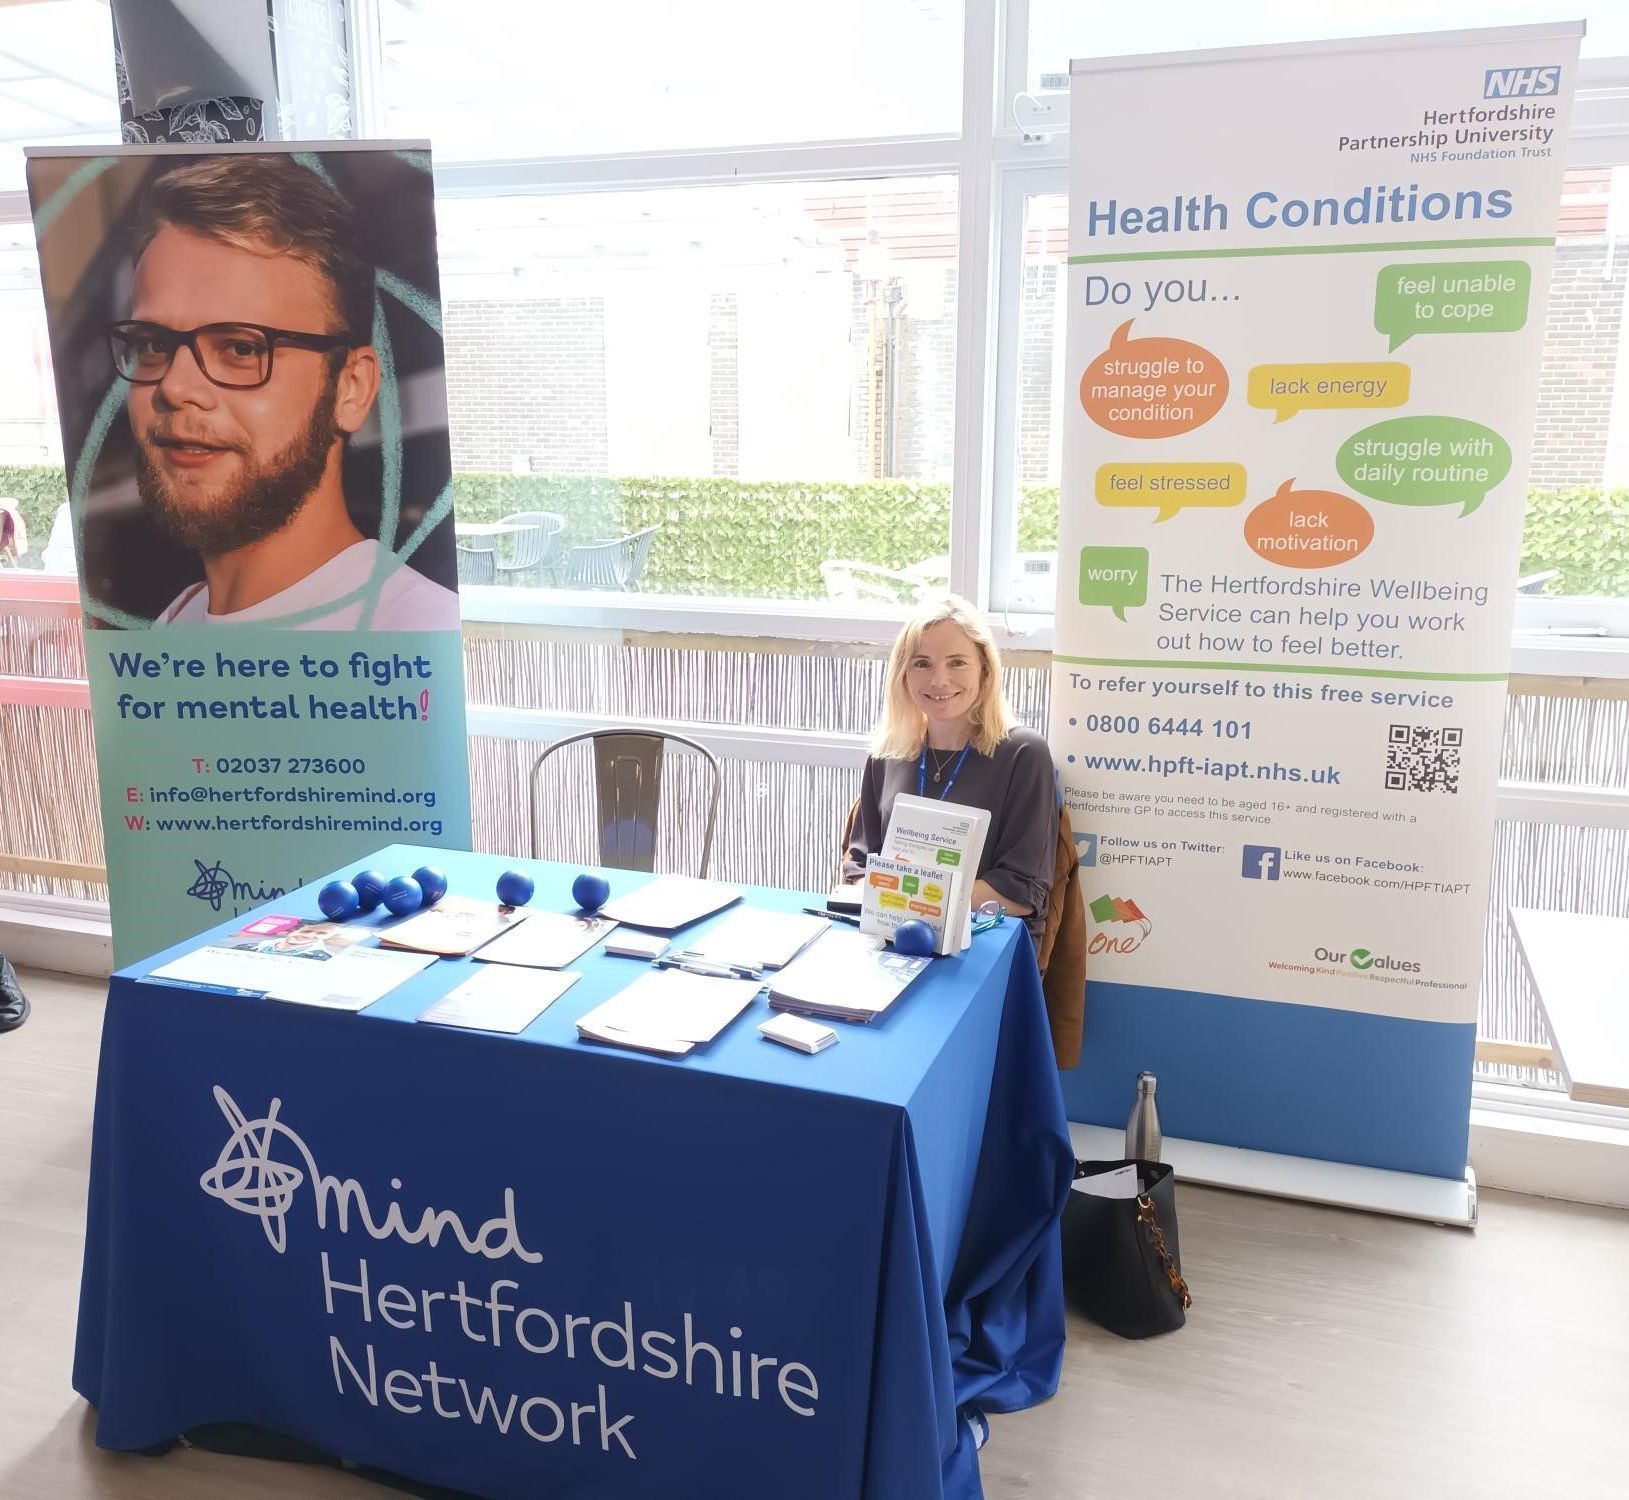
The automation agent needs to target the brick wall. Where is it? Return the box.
[1018,263,1061,484]
[444,298,608,475]
[1530,239,1629,488]
[708,291,739,477]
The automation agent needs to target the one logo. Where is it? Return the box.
[199,1086,541,1262]
[1075,831,1098,868]
[1349,947,1375,970]
[186,859,293,912]
[1483,65,1560,98]
[1241,845,1281,881]
[1087,892,1151,954]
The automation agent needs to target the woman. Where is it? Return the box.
[843,595,1056,939]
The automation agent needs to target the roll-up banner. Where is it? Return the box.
[1052,24,1581,1179]
[26,144,472,966]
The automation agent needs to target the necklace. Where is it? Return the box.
[927,744,963,783]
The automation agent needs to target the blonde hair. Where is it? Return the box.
[872,594,1015,760]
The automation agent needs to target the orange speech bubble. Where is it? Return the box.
[1244,479,1374,569]
[1079,319,1229,438]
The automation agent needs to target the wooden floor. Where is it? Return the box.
[3,969,1627,1500]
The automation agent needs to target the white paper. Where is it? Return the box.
[1072,1164,1141,1200]
[148,944,436,1010]
[576,969,760,1045]
[677,909,828,970]
[419,966,579,1034]
[475,912,615,969]
[599,875,743,932]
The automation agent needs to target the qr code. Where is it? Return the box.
[1385,724,1462,793]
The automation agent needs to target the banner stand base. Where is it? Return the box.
[1068,1123,1478,1229]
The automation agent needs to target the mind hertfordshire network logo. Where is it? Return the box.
[198,1087,821,1461]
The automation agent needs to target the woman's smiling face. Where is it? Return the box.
[904,619,983,737]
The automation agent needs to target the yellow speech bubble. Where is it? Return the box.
[1247,362,1410,423]
[1094,462,1247,523]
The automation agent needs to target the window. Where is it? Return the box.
[0,0,117,193]
[376,0,964,158]
[1025,0,1629,91]
[439,178,958,602]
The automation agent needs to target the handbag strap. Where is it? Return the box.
[1135,1194,1193,1309]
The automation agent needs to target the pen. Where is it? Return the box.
[803,905,862,927]
[656,955,762,980]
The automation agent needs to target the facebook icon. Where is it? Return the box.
[1242,845,1281,881]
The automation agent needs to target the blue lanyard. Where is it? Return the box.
[916,742,973,801]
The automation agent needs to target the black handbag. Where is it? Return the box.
[1060,1159,1192,1338]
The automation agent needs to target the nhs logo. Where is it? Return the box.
[1241,845,1280,881]
[1483,65,1560,98]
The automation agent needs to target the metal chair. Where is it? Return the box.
[528,727,723,877]
[496,511,565,585]
[561,525,661,591]
[456,543,496,585]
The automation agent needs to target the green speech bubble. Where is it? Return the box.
[1335,415,1512,517]
[1079,546,1148,622]
[1374,260,1530,351]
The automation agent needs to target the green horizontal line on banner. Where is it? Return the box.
[1067,236,1552,265]
[1053,655,1507,683]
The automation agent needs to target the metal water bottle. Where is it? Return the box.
[1125,1072,1162,1162]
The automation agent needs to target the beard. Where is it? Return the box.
[135,382,341,558]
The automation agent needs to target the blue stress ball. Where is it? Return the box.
[893,919,936,957]
[317,879,360,921]
[383,875,424,917]
[352,869,389,914]
[572,872,611,911]
[413,865,449,906]
[496,869,535,907]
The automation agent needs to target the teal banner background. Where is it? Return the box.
[89,629,469,964]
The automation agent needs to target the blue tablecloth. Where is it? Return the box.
[74,846,1073,1500]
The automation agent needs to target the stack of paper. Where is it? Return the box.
[377,896,530,957]
[598,875,742,932]
[766,927,930,1024]
[575,968,761,1056]
[475,912,614,969]
[675,909,828,971]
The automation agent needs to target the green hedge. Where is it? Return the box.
[1517,487,1629,598]
[3,461,1625,598]
[0,465,69,564]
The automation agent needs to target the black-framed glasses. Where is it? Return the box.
[107,321,355,390]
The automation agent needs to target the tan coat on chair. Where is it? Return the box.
[1034,805,1086,1069]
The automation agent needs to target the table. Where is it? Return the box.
[74,847,1073,1500]
[455,521,531,540]
[1509,907,1629,1108]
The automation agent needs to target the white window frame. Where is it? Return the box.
[1,8,1628,668]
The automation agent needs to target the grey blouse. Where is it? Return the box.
[843,726,1056,940]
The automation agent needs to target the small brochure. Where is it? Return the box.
[228,916,369,960]
[675,908,828,971]
[475,912,615,970]
[377,896,530,957]
[419,965,580,1034]
[598,875,743,932]
[859,854,956,955]
[575,968,761,1054]
[882,794,989,953]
